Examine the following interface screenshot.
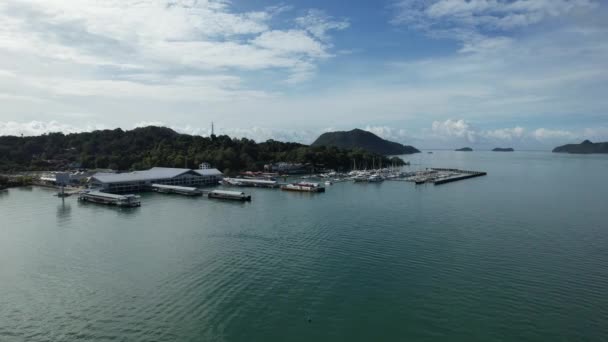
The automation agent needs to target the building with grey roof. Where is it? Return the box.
[90,167,223,193]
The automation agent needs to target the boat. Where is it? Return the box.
[281,182,325,193]
[208,190,251,201]
[324,181,333,186]
[367,175,384,183]
[78,191,141,207]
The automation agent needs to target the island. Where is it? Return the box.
[492,147,514,152]
[455,147,473,151]
[552,140,608,154]
[311,128,420,155]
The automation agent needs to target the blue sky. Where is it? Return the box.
[1,0,607,149]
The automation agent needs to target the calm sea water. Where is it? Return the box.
[1,151,608,341]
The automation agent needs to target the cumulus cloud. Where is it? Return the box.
[0,121,107,136]
[364,126,413,144]
[432,119,478,143]
[532,128,576,141]
[3,120,608,148]
[429,119,608,147]
[0,0,349,110]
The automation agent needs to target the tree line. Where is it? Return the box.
[0,126,406,174]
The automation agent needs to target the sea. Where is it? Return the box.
[1,151,607,341]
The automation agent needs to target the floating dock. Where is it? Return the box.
[151,184,202,196]
[78,191,141,207]
[208,190,252,201]
[221,178,279,188]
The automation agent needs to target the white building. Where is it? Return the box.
[90,167,223,193]
[199,162,211,170]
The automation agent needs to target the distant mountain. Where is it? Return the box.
[455,147,473,151]
[311,129,420,155]
[492,147,514,152]
[553,140,608,154]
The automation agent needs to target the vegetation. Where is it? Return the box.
[455,147,473,151]
[0,126,406,174]
[492,147,514,152]
[0,175,33,188]
[553,140,608,154]
[312,128,420,155]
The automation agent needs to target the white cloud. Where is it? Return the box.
[432,119,478,143]
[3,120,608,149]
[296,9,349,41]
[0,120,107,136]
[482,126,526,141]
[393,0,598,33]
[0,0,348,110]
[532,128,575,141]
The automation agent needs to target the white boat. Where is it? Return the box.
[281,182,325,193]
[208,190,251,201]
[324,181,333,186]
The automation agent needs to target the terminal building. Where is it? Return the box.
[90,167,223,193]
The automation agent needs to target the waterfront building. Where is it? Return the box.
[90,167,223,193]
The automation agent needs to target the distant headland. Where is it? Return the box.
[455,147,473,151]
[492,147,514,152]
[311,128,420,155]
[553,140,608,154]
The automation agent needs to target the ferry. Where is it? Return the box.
[281,182,325,193]
[78,190,141,207]
[208,190,252,201]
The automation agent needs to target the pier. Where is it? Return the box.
[406,168,487,185]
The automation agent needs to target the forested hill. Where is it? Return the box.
[553,140,608,154]
[311,129,420,155]
[0,126,405,173]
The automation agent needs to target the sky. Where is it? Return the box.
[1,0,607,149]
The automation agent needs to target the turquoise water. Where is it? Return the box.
[1,151,607,341]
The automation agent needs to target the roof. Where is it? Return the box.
[84,191,130,200]
[151,184,198,191]
[92,167,197,184]
[194,169,223,176]
[223,177,276,185]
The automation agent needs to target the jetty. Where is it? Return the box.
[407,168,486,185]
[151,184,202,196]
[78,191,141,207]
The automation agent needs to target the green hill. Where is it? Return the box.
[0,126,406,172]
[311,129,420,155]
[553,140,608,154]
